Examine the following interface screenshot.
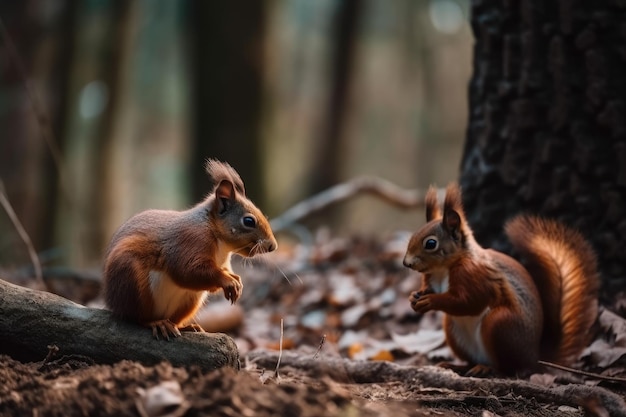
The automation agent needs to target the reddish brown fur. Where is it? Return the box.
[505,215,599,364]
[103,159,277,337]
[404,182,598,375]
[104,235,158,322]
[205,159,245,195]
[442,183,463,215]
[425,186,441,222]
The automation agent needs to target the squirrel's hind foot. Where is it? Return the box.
[147,319,182,341]
[179,323,206,333]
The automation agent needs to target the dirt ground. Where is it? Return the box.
[0,352,607,417]
[2,233,626,416]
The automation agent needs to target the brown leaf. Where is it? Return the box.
[340,304,369,328]
[529,373,557,387]
[598,309,626,346]
[391,329,445,354]
[370,350,394,362]
[327,273,364,306]
[135,381,189,417]
[583,339,626,368]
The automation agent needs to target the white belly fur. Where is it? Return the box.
[428,270,449,294]
[215,240,234,272]
[149,270,206,320]
[447,309,491,365]
[427,270,490,365]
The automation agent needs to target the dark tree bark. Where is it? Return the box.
[460,1,626,296]
[188,1,266,206]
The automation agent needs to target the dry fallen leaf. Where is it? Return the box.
[347,343,364,359]
[328,273,364,306]
[337,329,369,350]
[370,350,394,362]
[266,338,295,351]
[529,373,557,387]
[341,304,369,328]
[582,339,626,368]
[391,329,445,354]
[598,309,626,346]
[135,380,189,417]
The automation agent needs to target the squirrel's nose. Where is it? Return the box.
[266,240,277,253]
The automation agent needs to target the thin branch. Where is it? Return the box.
[270,176,437,232]
[0,180,44,288]
[538,360,626,384]
[312,334,326,359]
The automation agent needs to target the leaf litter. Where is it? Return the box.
[2,231,626,416]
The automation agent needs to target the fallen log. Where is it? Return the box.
[0,279,239,371]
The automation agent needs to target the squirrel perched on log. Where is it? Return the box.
[103,159,277,339]
[403,183,599,376]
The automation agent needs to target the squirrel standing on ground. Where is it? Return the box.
[403,183,599,376]
[103,159,277,339]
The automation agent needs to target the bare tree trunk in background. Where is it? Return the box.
[189,1,266,205]
[0,1,77,259]
[309,0,363,194]
[460,1,626,296]
[40,0,78,252]
[87,0,137,262]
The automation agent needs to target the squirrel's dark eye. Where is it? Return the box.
[242,216,256,228]
[423,237,438,251]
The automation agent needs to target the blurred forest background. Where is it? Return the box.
[0,0,471,271]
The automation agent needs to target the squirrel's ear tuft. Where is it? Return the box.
[442,183,467,241]
[205,159,246,196]
[425,186,441,222]
[443,183,463,214]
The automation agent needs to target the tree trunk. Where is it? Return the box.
[460,0,626,296]
[0,0,77,257]
[308,0,363,194]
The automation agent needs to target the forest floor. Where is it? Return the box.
[2,232,626,416]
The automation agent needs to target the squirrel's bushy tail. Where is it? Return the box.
[505,215,600,365]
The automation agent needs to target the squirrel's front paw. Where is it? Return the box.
[409,291,432,314]
[222,274,243,304]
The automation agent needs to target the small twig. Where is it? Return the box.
[274,318,284,378]
[312,334,326,359]
[538,360,626,384]
[270,176,435,233]
[39,344,59,370]
[0,180,45,289]
[419,395,517,407]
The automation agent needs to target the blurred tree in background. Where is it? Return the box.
[189,1,266,205]
[0,0,471,270]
